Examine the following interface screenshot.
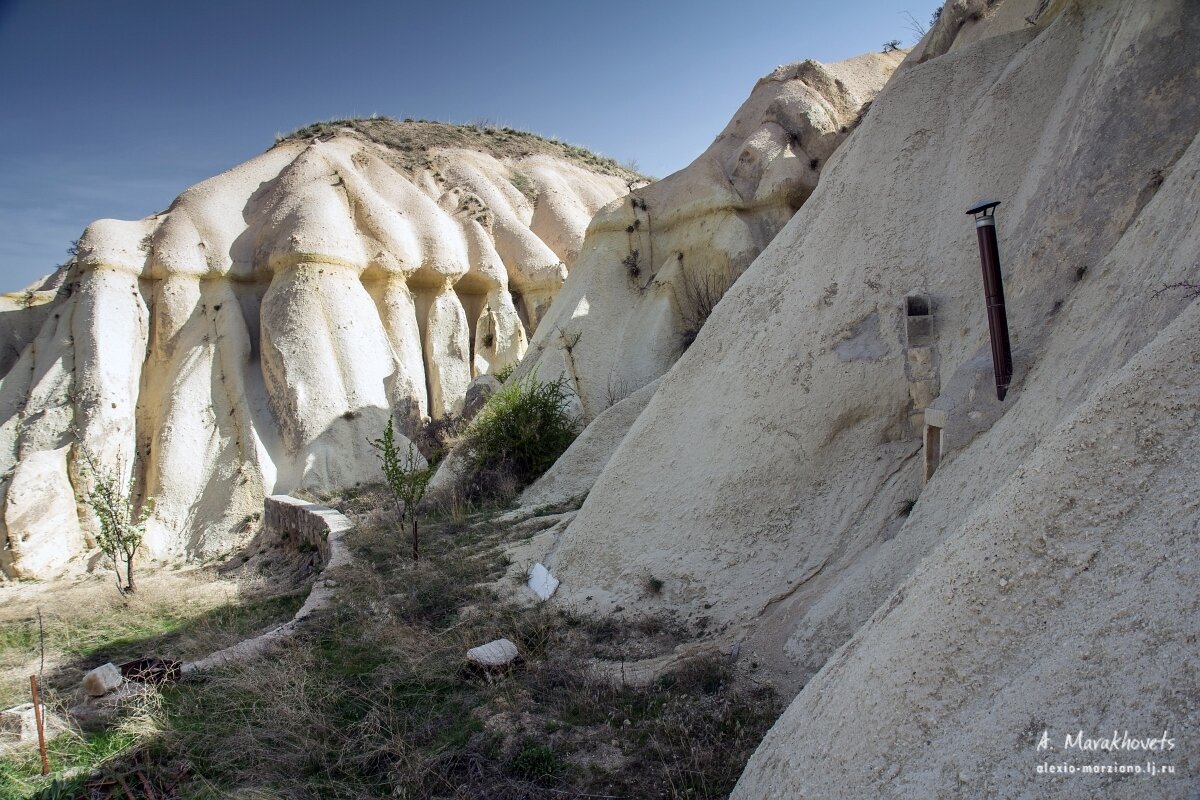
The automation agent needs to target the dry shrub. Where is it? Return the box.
[675,268,733,352]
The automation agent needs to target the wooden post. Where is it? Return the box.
[29,674,49,776]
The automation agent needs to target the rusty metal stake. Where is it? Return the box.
[29,674,49,776]
[966,200,1013,400]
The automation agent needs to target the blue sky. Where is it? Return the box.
[0,0,938,288]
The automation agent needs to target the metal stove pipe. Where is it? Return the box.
[966,200,1012,401]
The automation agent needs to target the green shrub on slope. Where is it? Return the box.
[461,374,579,501]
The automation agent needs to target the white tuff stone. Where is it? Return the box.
[461,374,502,422]
[1,703,66,744]
[430,48,901,503]
[82,663,123,697]
[0,126,631,572]
[466,638,519,668]
[68,682,153,731]
[527,563,559,601]
[1,448,84,579]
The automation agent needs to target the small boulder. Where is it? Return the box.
[82,663,123,697]
[466,638,519,668]
[462,374,502,422]
[68,682,153,732]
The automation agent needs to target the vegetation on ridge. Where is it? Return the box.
[274,116,647,181]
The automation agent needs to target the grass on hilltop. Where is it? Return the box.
[274,115,648,182]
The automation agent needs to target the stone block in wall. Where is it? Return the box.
[908,379,938,410]
[905,346,935,380]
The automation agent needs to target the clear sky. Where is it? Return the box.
[0,0,938,289]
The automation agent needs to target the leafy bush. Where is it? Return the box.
[459,374,579,501]
[81,452,151,595]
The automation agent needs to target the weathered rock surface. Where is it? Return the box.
[461,374,502,422]
[488,0,1198,796]
[518,377,660,509]
[515,50,903,419]
[424,50,902,508]
[0,447,83,579]
[527,563,559,601]
[68,682,154,732]
[0,703,66,745]
[0,121,633,574]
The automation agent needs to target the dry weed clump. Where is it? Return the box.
[675,268,733,352]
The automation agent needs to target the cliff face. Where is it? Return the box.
[513,0,1198,795]
[514,51,903,421]
[0,122,632,576]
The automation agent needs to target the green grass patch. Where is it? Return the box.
[508,740,563,781]
[0,593,304,670]
[0,730,137,800]
[0,586,307,796]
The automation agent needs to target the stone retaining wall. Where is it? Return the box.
[262,494,351,567]
[184,496,352,674]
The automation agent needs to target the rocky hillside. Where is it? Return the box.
[493,0,1199,795]
[426,49,902,505]
[0,122,633,577]
[513,51,903,420]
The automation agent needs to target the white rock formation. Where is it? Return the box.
[0,121,633,575]
[425,50,902,502]
[517,377,660,510]
[484,0,1197,795]
[527,563,559,601]
[82,662,124,697]
[0,702,66,746]
[515,50,904,420]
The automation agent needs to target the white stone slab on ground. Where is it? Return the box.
[527,563,559,601]
[1,703,66,744]
[466,638,519,668]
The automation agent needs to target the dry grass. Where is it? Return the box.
[0,569,306,799]
[2,492,779,798]
[20,492,779,798]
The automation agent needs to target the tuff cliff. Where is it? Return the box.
[514,50,904,420]
[426,49,902,503]
[0,121,634,577]
[494,0,1199,795]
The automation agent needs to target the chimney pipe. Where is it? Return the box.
[966,200,1012,401]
